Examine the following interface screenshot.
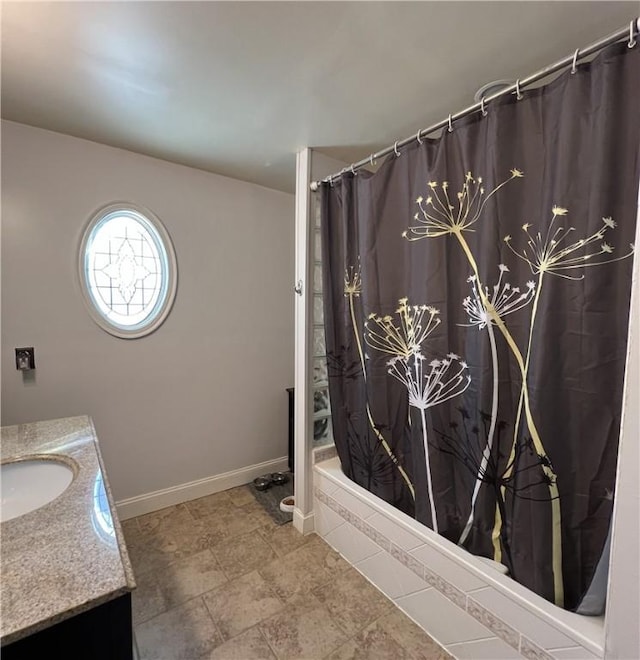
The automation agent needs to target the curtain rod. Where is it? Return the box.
[310,17,639,191]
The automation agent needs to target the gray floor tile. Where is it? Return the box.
[125,487,451,660]
[137,503,194,534]
[327,619,413,660]
[158,549,228,608]
[131,568,169,626]
[186,491,236,519]
[213,530,278,580]
[258,545,334,601]
[258,522,312,557]
[198,505,267,543]
[313,567,393,637]
[377,606,453,659]
[259,600,347,659]
[198,626,276,659]
[203,570,285,640]
[126,526,181,575]
[121,517,140,537]
[225,485,258,508]
[297,534,351,575]
[135,597,223,660]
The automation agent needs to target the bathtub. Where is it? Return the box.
[313,452,604,659]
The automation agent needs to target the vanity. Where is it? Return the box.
[0,416,136,659]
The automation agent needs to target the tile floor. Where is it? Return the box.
[122,484,452,660]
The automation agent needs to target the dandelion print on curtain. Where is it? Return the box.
[320,42,640,613]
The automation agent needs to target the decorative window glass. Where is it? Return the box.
[79,204,177,338]
[311,192,332,447]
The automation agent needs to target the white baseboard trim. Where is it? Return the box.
[116,456,288,519]
[293,508,315,535]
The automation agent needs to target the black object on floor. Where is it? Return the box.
[251,472,294,525]
[286,387,294,473]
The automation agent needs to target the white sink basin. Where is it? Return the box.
[1,458,75,522]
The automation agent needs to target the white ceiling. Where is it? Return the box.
[2,2,638,193]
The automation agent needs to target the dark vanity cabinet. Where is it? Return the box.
[2,592,134,660]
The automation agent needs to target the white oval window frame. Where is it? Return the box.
[78,202,178,339]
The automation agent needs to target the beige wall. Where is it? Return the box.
[1,120,294,501]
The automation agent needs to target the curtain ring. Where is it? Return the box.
[370,154,376,167]
[447,114,453,133]
[515,79,523,100]
[416,130,424,145]
[480,97,487,117]
[350,164,357,176]
[629,19,637,48]
[328,175,334,188]
[571,48,580,74]
[394,141,401,157]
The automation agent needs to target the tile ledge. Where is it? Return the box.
[314,457,605,656]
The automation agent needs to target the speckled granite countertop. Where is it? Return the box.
[0,416,136,646]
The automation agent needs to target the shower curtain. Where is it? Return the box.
[320,42,639,613]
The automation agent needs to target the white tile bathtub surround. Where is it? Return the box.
[520,636,556,660]
[368,511,424,551]
[324,515,380,564]
[547,647,599,659]
[410,543,488,592]
[314,458,605,659]
[397,588,496,646]
[471,587,576,650]
[431,573,468,610]
[330,482,377,520]
[368,524,392,553]
[390,542,425,579]
[314,500,344,537]
[466,597,521,649]
[316,485,497,650]
[448,637,525,659]
[356,550,427,600]
[314,472,339,498]
[313,444,338,463]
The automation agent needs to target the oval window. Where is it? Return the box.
[79,203,177,338]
